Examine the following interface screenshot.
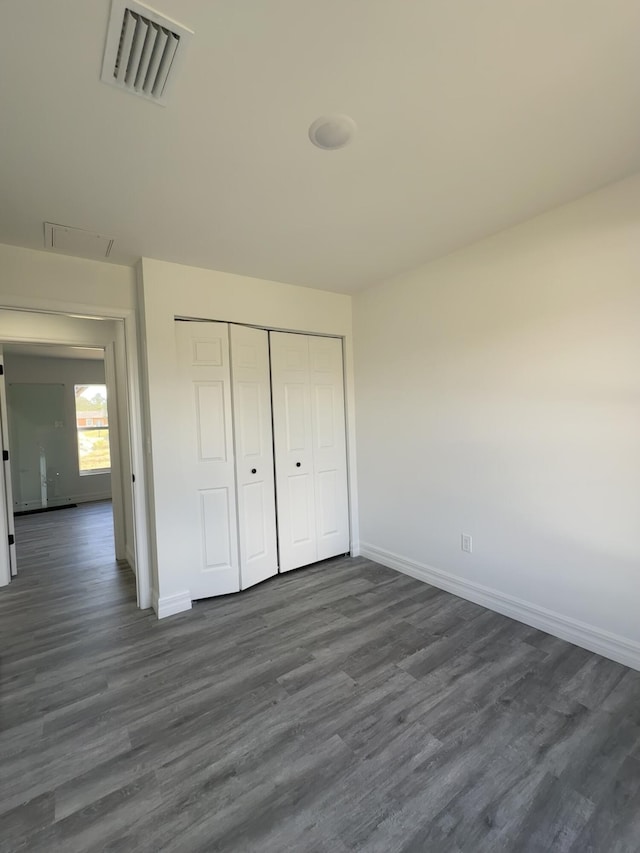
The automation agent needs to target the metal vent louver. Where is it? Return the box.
[101,0,192,105]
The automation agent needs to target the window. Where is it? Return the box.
[74,385,111,475]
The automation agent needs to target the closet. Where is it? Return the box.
[175,320,349,600]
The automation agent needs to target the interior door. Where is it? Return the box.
[309,335,350,560]
[175,320,240,598]
[230,324,278,589]
[270,332,317,572]
[0,347,16,577]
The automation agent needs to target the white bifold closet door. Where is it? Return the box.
[229,324,278,589]
[175,321,278,599]
[175,320,240,598]
[175,321,348,601]
[270,332,349,572]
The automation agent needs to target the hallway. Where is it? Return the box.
[7,500,137,624]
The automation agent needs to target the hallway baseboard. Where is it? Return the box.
[14,503,78,517]
[14,492,111,513]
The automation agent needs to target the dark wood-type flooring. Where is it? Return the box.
[1,501,639,852]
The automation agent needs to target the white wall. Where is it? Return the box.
[4,354,111,508]
[354,173,640,669]
[0,243,135,314]
[138,257,356,615]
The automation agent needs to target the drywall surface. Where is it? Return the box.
[0,243,135,314]
[138,258,357,610]
[4,354,111,508]
[0,309,118,349]
[354,173,640,666]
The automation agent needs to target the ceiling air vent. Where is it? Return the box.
[101,0,193,105]
[44,223,115,260]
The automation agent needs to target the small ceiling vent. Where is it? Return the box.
[44,223,115,260]
[101,0,193,105]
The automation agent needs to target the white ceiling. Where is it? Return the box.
[1,0,639,293]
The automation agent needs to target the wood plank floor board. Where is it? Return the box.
[0,724,132,817]
[52,770,163,853]
[0,791,55,853]
[1,501,639,852]
[567,755,640,853]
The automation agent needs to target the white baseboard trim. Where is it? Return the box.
[360,542,640,672]
[15,492,112,511]
[72,493,113,504]
[153,589,192,620]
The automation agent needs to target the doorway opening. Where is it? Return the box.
[0,308,151,611]
[2,344,125,592]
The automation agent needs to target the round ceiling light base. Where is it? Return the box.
[308,114,357,150]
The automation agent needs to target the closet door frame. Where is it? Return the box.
[174,318,353,603]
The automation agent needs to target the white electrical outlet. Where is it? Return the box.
[461,533,472,553]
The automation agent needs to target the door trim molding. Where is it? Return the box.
[360,541,640,672]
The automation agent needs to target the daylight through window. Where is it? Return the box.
[74,384,111,474]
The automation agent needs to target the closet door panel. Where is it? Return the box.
[195,381,227,460]
[309,335,350,560]
[230,324,278,588]
[175,321,240,598]
[201,488,233,569]
[287,472,314,543]
[270,332,317,572]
